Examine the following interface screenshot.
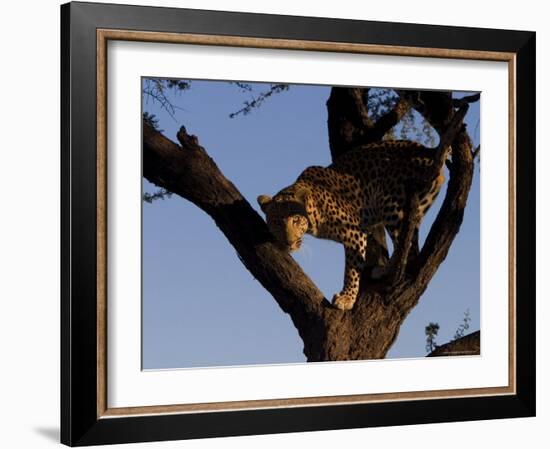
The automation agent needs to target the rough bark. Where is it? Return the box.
[143,87,478,362]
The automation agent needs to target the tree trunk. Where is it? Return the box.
[142,87,478,362]
[305,289,404,361]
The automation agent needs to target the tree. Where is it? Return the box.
[425,322,440,353]
[453,309,472,341]
[423,309,477,357]
[142,86,480,361]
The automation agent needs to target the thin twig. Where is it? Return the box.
[229,84,289,118]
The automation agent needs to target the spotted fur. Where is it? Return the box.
[258,140,447,310]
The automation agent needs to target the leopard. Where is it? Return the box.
[257,140,448,311]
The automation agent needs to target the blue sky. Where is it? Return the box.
[142,79,480,369]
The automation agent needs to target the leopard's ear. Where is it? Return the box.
[257,195,272,213]
[295,187,311,206]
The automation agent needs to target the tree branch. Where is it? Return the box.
[326,87,373,160]
[452,93,480,107]
[396,90,454,135]
[434,101,469,162]
[228,83,289,118]
[387,191,421,287]
[472,145,481,160]
[367,97,412,142]
[395,94,474,308]
[327,88,412,158]
[427,330,480,357]
[143,121,328,355]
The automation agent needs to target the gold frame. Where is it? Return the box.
[96,29,516,419]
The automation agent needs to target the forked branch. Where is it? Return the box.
[395,95,475,308]
[327,88,412,159]
[368,97,412,142]
[326,88,373,160]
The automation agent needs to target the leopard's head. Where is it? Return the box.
[257,191,309,252]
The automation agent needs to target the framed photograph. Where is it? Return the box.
[61,1,535,446]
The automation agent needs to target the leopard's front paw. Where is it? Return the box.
[332,292,356,311]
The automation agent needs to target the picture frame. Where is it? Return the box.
[61,1,536,446]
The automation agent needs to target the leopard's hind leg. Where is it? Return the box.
[332,229,367,311]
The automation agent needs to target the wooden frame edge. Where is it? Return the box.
[100,386,514,418]
[97,28,515,61]
[508,56,517,395]
[97,28,108,418]
[95,28,517,420]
